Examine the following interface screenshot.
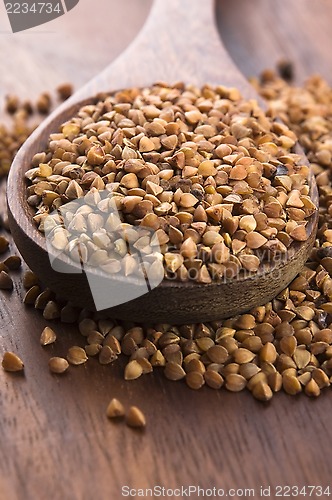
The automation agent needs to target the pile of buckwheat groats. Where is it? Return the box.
[26,83,315,283]
[2,68,332,405]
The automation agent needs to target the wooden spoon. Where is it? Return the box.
[7,0,318,324]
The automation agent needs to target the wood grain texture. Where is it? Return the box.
[217,0,332,84]
[7,0,318,323]
[0,1,332,499]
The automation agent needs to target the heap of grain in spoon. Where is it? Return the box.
[25,83,316,283]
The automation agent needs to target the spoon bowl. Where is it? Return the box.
[7,0,318,323]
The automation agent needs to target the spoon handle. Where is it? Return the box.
[141,0,220,54]
[54,0,257,106]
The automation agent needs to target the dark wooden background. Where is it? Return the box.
[0,1,332,499]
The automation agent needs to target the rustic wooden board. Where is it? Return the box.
[0,1,332,499]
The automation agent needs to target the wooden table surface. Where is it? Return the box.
[1,1,332,499]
